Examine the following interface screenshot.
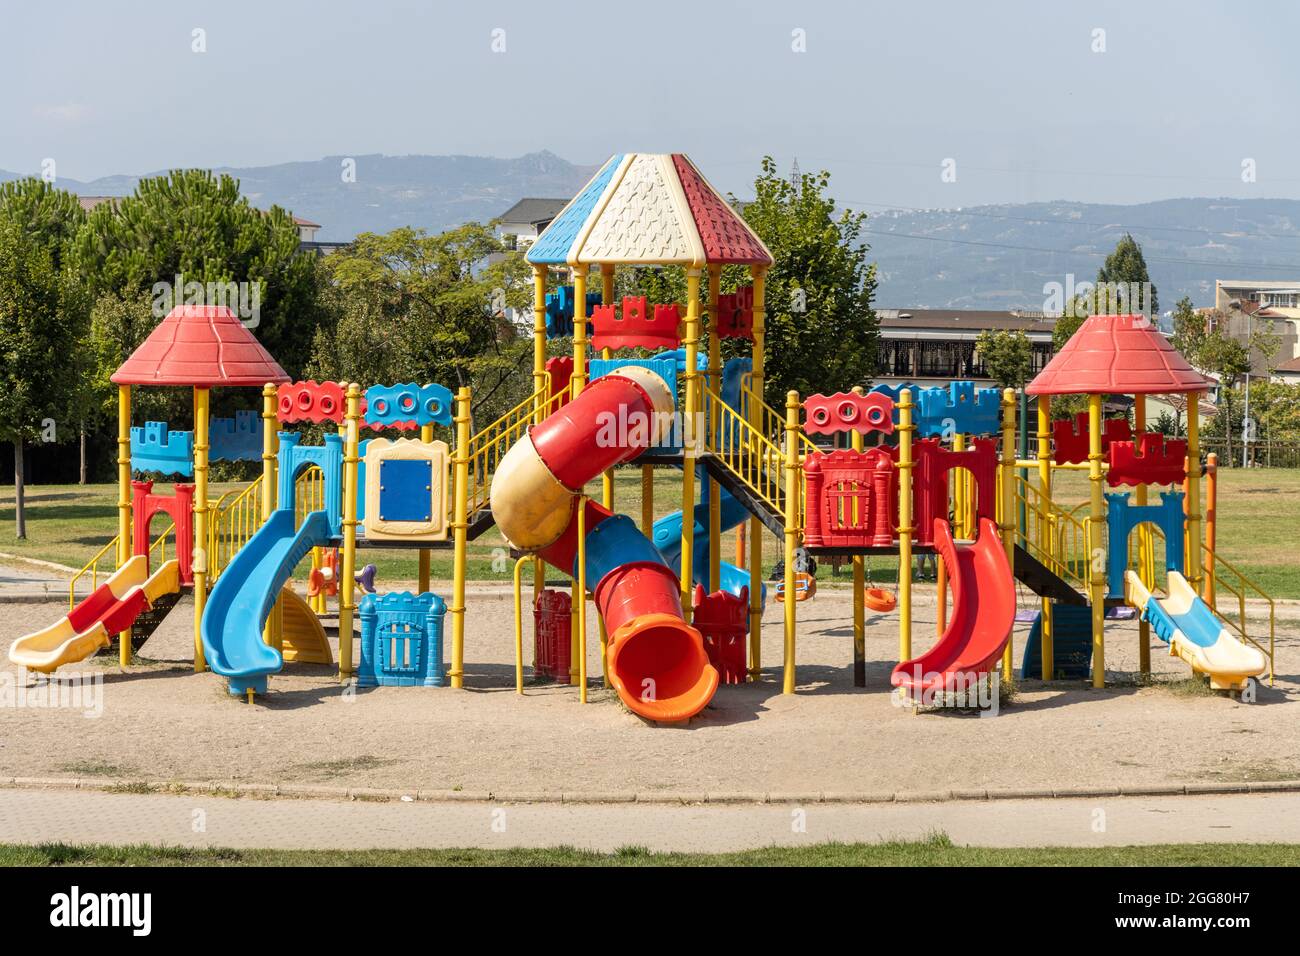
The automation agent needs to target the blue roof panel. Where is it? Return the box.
[525,155,623,265]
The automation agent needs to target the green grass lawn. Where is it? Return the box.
[3,835,1299,866]
[1,466,1297,596]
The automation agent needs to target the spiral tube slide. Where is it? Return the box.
[491,368,719,722]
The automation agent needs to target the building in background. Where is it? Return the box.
[1213,280,1300,368]
[874,309,1057,387]
[496,198,569,251]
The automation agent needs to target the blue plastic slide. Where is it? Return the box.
[201,508,334,695]
[653,476,755,599]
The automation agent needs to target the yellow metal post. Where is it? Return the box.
[598,265,614,686]
[418,421,434,594]
[641,465,654,535]
[338,383,362,679]
[679,268,701,619]
[1036,394,1054,680]
[706,265,722,593]
[1134,394,1151,675]
[781,390,801,694]
[192,386,210,672]
[513,555,528,694]
[851,388,865,687]
[577,495,588,703]
[999,389,1016,682]
[952,434,966,538]
[572,267,588,396]
[261,384,282,651]
[531,265,549,616]
[1186,392,1203,592]
[747,267,766,679]
[449,385,472,689]
[897,389,914,664]
[1087,393,1106,688]
[1205,453,1218,605]
[117,384,132,666]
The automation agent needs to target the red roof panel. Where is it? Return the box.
[672,154,773,266]
[1027,314,1211,396]
[110,305,290,388]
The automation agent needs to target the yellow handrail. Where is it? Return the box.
[462,380,562,517]
[69,537,119,609]
[737,377,818,458]
[706,382,788,519]
[1011,474,1091,590]
[294,465,325,526]
[69,522,175,609]
[207,478,264,583]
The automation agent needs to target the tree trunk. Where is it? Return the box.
[79,422,87,485]
[14,439,26,540]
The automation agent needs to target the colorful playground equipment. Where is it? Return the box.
[14,154,1274,717]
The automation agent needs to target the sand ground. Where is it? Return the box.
[0,585,1296,796]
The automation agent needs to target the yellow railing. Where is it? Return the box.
[294,465,325,526]
[736,378,818,458]
[1010,474,1092,591]
[68,524,174,609]
[706,383,789,519]
[462,381,562,517]
[206,479,264,583]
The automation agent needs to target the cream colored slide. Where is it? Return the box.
[1125,570,1267,691]
[8,556,180,673]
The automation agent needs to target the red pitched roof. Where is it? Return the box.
[672,154,773,266]
[1027,313,1211,396]
[111,305,290,388]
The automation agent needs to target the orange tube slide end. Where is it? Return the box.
[607,613,719,723]
[595,560,718,723]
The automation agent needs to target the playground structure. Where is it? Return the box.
[9,155,1276,715]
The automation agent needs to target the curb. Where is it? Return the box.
[3,776,1298,805]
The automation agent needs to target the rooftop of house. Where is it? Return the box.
[498,197,570,227]
[877,309,1059,333]
[1275,355,1300,373]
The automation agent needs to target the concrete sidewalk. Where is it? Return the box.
[0,788,1296,853]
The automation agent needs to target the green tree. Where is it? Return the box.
[1169,296,1205,363]
[1197,327,1251,461]
[74,170,324,386]
[1095,232,1157,316]
[975,329,1033,389]
[308,223,531,429]
[737,157,879,402]
[0,216,90,536]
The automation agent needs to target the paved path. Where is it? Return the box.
[0,788,1296,852]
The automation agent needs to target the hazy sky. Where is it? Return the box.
[5,0,1296,208]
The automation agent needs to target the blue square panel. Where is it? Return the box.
[378,459,433,522]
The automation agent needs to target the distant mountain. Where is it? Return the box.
[0,151,599,241]
[6,156,1300,311]
[865,197,1300,310]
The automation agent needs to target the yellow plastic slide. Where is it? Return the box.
[279,586,332,664]
[8,556,180,673]
[1125,570,1267,691]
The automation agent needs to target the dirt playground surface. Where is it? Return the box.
[0,587,1296,796]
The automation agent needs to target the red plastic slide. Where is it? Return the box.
[490,368,717,722]
[891,517,1013,699]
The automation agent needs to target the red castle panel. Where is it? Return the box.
[278,381,346,424]
[803,448,896,549]
[716,286,754,340]
[590,297,681,351]
[1053,411,1132,465]
[672,155,773,266]
[546,356,575,407]
[692,584,748,685]
[803,391,894,437]
[1107,433,1188,488]
[1027,313,1211,396]
[111,305,289,388]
